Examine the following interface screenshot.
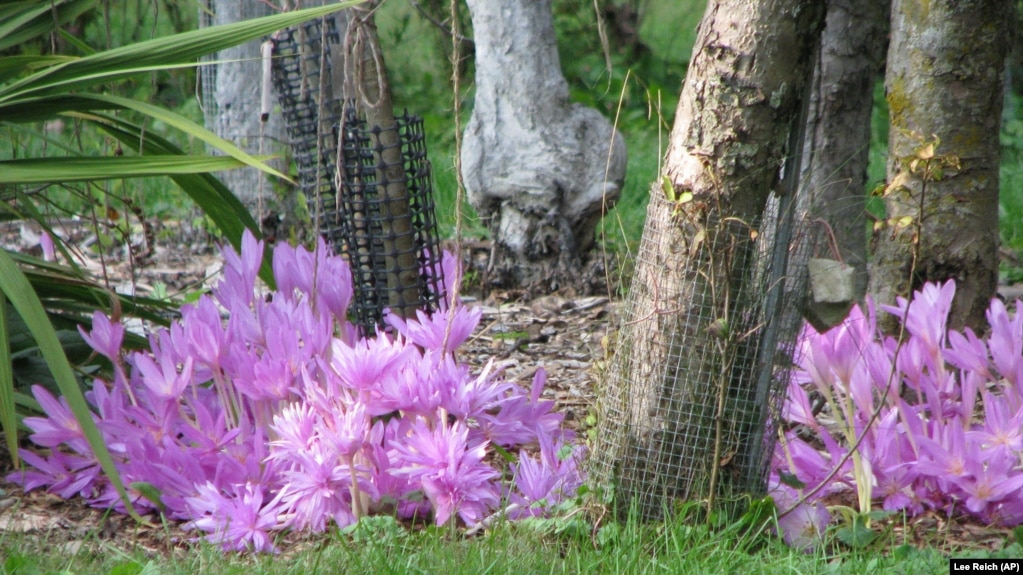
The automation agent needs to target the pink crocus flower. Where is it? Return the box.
[271,449,362,532]
[13,235,586,552]
[987,297,1023,399]
[39,231,56,262]
[78,311,125,363]
[880,279,955,352]
[329,337,415,399]
[952,455,1023,515]
[777,500,831,551]
[7,450,100,499]
[22,385,88,450]
[184,481,281,553]
[133,353,194,402]
[769,481,830,552]
[915,419,971,479]
[214,230,263,309]
[390,422,500,526]
[385,304,482,355]
[966,391,1023,461]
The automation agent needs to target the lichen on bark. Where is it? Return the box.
[869,0,1011,332]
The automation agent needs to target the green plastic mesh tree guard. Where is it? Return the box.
[271,20,446,336]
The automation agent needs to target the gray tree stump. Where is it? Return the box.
[461,0,627,293]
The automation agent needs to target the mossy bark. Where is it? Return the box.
[869,0,1012,332]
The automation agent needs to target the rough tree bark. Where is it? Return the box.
[204,0,289,227]
[869,0,1012,332]
[343,3,421,319]
[592,0,823,517]
[801,0,889,302]
[460,0,627,294]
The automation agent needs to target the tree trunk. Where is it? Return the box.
[591,0,823,518]
[204,0,289,228]
[460,0,627,294]
[343,3,421,319]
[869,0,1011,332]
[801,0,889,302]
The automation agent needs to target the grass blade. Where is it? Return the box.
[0,0,96,53]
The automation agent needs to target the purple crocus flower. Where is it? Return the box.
[777,500,831,551]
[271,240,313,303]
[952,454,1023,515]
[478,367,565,448]
[987,297,1023,396]
[437,356,512,422]
[22,385,88,450]
[181,297,230,370]
[78,311,125,363]
[184,481,281,553]
[12,237,586,553]
[39,231,56,262]
[781,376,820,431]
[966,391,1023,461]
[270,445,376,532]
[871,412,922,513]
[775,279,1023,543]
[328,336,415,400]
[423,250,463,311]
[507,436,583,519]
[267,402,318,455]
[915,419,971,479]
[390,422,500,526]
[881,280,955,352]
[7,450,100,499]
[133,353,194,402]
[945,327,993,379]
[214,230,263,309]
[508,451,561,519]
[385,304,482,355]
[319,403,370,460]
[311,236,353,322]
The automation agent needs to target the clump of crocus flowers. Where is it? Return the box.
[9,231,582,552]
[772,280,1023,549]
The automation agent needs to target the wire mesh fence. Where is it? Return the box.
[198,3,217,129]
[590,191,813,520]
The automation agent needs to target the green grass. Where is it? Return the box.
[0,507,978,575]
